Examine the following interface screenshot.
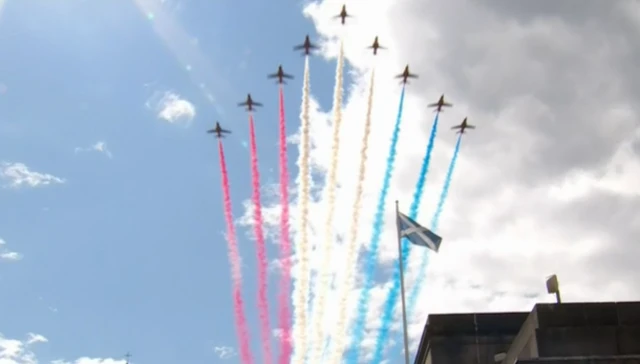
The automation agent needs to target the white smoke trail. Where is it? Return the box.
[291,56,312,364]
[328,68,376,364]
[309,41,345,363]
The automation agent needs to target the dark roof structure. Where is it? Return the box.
[414,301,640,364]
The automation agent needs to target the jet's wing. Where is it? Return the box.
[253,101,264,107]
[206,129,216,133]
[238,101,248,106]
[427,102,438,107]
[283,73,294,79]
[466,125,476,129]
[443,102,453,107]
[267,73,278,78]
[408,74,419,78]
[220,128,231,134]
[293,44,305,50]
[451,125,462,129]
[394,73,404,78]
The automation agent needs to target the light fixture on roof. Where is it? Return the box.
[546,274,562,304]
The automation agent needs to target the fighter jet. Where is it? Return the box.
[368,36,386,55]
[395,65,418,84]
[237,93,263,111]
[428,94,453,112]
[207,121,231,138]
[293,35,319,56]
[451,117,475,134]
[268,65,294,84]
[333,5,351,24]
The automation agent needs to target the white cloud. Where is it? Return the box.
[0,162,65,188]
[239,0,640,362]
[25,334,47,345]
[213,346,236,359]
[54,358,127,364]
[0,238,22,262]
[0,333,47,364]
[0,251,22,261]
[146,90,196,125]
[1,333,123,364]
[74,141,113,159]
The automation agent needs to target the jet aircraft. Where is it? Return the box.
[207,122,231,138]
[268,65,294,84]
[451,117,475,134]
[237,94,263,111]
[368,36,386,55]
[428,94,453,112]
[395,65,418,84]
[293,35,319,55]
[334,5,351,24]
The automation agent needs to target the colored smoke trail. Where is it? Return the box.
[328,68,376,364]
[406,134,463,315]
[218,140,254,364]
[248,114,273,364]
[410,113,440,219]
[430,134,462,230]
[291,55,312,364]
[370,113,441,360]
[310,40,345,363]
[348,87,406,364]
[277,86,293,364]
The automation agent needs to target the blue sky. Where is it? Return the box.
[4,1,638,364]
[0,0,338,363]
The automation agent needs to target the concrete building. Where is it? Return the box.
[414,301,640,364]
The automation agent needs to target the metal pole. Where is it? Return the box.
[555,291,562,304]
[396,200,411,364]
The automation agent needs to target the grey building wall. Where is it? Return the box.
[505,302,640,362]
[415,312,528,364]
[516,355,640,363]
[414,301,640,364]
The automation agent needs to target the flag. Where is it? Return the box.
[397,211,442,252]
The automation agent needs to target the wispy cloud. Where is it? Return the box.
[53,358,127,364]
[2,332,123,364]
[213,346,236,359]
[146,90,196,125]
[0,251,22,261]
[0,332,47,364]
[0,162,65,188]
[25,333,47,345]
[0,238,22,261]
[74,141,113,159]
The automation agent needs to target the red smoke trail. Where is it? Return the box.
[218,140,254,364]
[277,85,293,364]
[248,114,273,364]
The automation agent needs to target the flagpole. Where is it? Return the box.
[396,200,411,364]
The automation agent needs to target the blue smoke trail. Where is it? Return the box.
[347,87,406,364]
[406,134,463,316]
[369,113,440,361]
[409,112,440,218]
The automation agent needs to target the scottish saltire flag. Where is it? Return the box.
[397,211,443,252]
